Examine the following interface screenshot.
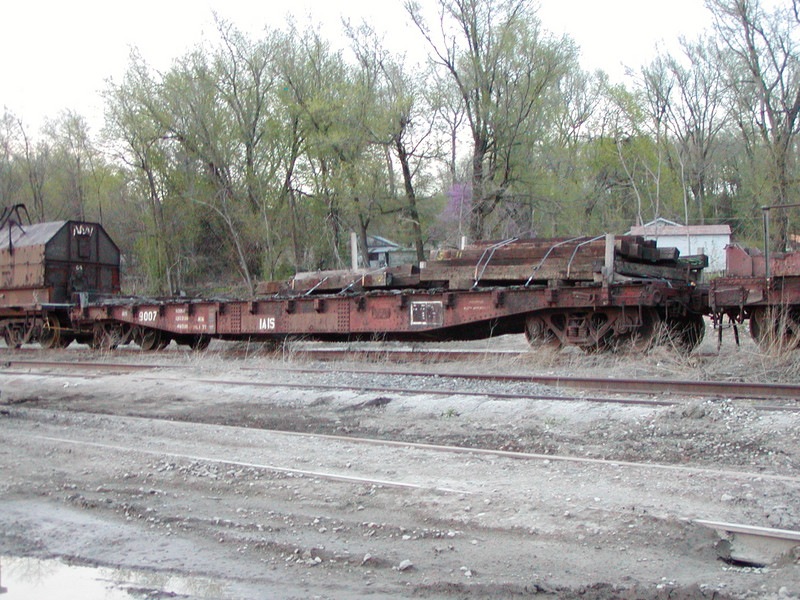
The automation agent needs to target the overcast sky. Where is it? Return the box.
[1,0,714,132]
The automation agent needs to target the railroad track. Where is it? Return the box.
[5,370,679,408]
[8,406,800,488]
[7,358,798,483]
[276,365,800,401]
[4,357,800,404]
[6,370,798,413]
[4,380,798,591]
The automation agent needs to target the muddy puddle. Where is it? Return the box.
[0,555,227,599]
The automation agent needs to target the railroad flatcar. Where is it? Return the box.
[69,234,708,352]
[709,243,800,346]
[0,206,120,348]
[20,205,800,354]
[705,203,800,348]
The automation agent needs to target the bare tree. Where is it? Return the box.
[277,24,356,267]
[707,0,800,248]
[45,111,100,221]
[346,22,440,264]
[17,118,49,221]
[0,111,22,207]
[663,37,731,224]
[105,54,177,292]
[406,0,575,239]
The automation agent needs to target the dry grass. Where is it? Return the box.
[17,313,800,384]
[501,317,800,384]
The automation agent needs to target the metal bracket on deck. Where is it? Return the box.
[473,238,517,288]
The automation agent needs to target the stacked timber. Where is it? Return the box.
[423,237,602,287]
[255,264,420,296]
[422,236,705,289]
[255,235,707,296]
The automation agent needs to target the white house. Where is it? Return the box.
[627,218,732,274]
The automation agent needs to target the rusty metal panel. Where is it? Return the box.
[214,302,242,334]
[725,245,754,276]
[88,302,219,335]
[709,283,749,309]
[443,292,511,327]
[337,300,350,333]
[291,296,348,333]
[771,251,800,277]
[215,298,347,336]
[0,246,47,289]
[47,222,121,297]
[68,278,710,343]
[130,305,165,330]
[753,255,766,277]
[723,244,788,278]
[348,295,407,332]
[0,221,120,306]
[275,297,352,334]
[765,277,800,305]
[229,303,242,333]
[709,274,800,311]
[231,301,280,335]
[0,287,52,309]
[168,304,217,335]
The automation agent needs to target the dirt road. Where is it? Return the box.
[1,341,799,599]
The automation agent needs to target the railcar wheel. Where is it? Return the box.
[40,314,73,349]
[3,327,24,349]
[749,308,768,344]
[174,334,210,351]
[3,320,34,349]
[136,327,169,351]
[91,321,128,350]
[749,307,800,349]
[189,335,210,351]
[622,308,660,352]
[524,314,561,349]
[664,313,705,352]
[579,312,614,353]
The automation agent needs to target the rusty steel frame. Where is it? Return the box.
[710,270,800,324]
[69,280,699,347]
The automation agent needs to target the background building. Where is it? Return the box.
[628,218,732,274]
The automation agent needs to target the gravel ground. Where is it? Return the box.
[1,329,800,599]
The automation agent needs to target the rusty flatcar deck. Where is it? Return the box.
[71,277,701,350]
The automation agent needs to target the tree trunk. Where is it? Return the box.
[470,138,488,240]
[395,138,425,264]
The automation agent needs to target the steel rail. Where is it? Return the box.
[4,357,800,403]
[31,435,472,495]
[152,375,800,412]
[1,359,169,372]
[9,409,799,486]
[275,362,800,399]
[0,368,677,408]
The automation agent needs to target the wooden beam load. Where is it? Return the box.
[420,236,705,289]
[255,264,420,296]
[255,235,707,296]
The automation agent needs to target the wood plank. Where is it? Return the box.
[257,264,421,296]
[420,262,599,283]
[431,245,606,263]
[614,259,692,281]
[657,247,680,261]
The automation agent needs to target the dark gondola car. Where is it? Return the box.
[0,206,119,347]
